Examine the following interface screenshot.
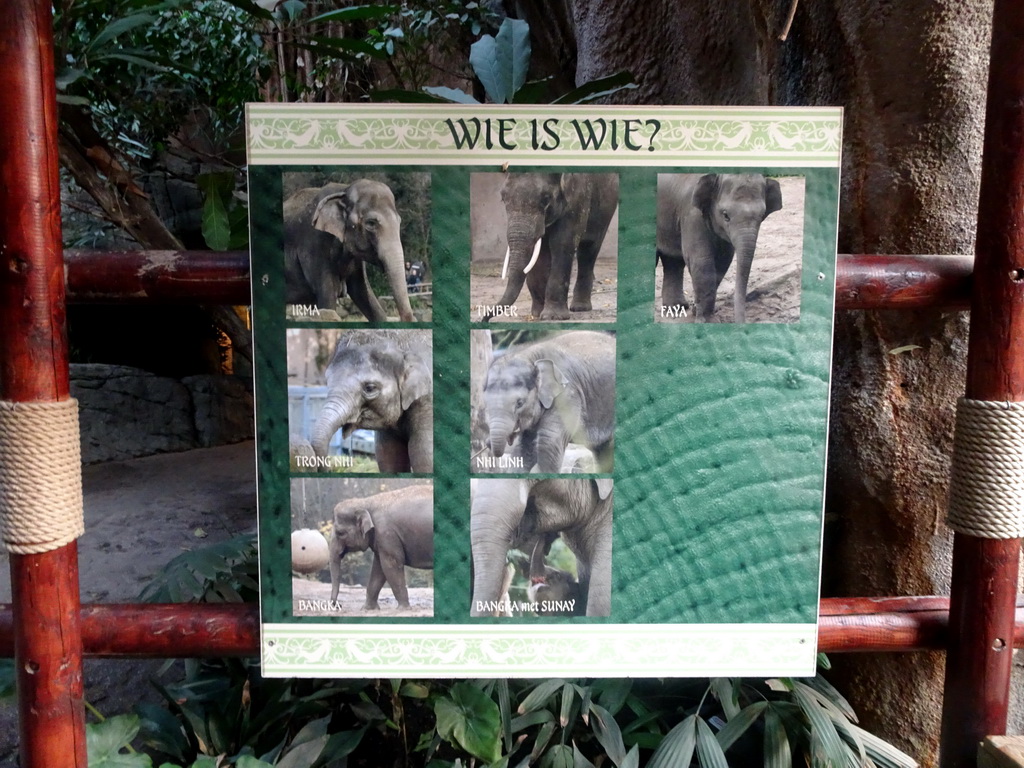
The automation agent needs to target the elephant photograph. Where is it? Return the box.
[289,478,433,616]
[470,330,616,474]
[470,477,613,618]
[282,170,431,322]
[470,172,619,323]
[656,173,805,324]
[286,328,433,473]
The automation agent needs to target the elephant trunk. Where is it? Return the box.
[486,414,517,458]
[379,229,416,322]
[312,393,360,457]
[732,230,760,324]
[492,218,544,312]
[470,479,528,617]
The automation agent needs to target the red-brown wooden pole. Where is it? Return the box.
[0,0,87,765]
[938,2,1024,766]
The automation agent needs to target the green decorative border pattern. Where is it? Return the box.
[262,623,817,678]
[247,105,842,166]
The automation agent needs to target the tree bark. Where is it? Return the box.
[506,1,993,762]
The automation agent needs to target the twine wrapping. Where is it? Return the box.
[0,399,85,554]
[947,398,1024,538]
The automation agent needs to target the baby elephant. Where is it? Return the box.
[329,484,433,610]
[657,173,782,323]
[526,533,581,616]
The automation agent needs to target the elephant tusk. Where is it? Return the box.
[501,246,510,282]
[523,238,542,274]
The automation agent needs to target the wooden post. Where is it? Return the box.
[0,0,87,765]
[938,1,1024,766]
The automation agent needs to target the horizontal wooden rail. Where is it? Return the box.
[0,596,1019,658]
[63,250,974,310]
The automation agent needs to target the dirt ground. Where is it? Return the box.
[292,577,433,617]
[470,253,618,323]
[0,442,258,766]
[656,175,806,323]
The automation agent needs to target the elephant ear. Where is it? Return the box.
[399,352,432,410]
[691,174,720,216]
[594,478,613,500]
[535,359,567,409]
[764,178,783,217]
[312,189,352,242]
[358,509,375,540]
[558,173,588,214]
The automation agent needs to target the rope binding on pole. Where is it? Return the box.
[0,399,85,554]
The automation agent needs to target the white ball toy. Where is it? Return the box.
[291,529,329,573]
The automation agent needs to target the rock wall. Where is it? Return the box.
[71,364,253,464]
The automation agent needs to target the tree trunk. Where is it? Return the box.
[506,1,993,762]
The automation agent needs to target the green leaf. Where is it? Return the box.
[88,13,157,52]
[588,704,627,766]
[280,0,305,21]
[56,94,92,106]
[572,743,597,768]
[87,715,152,768]
[711,678,740,720]
[594,679,631,716]
[469,33,503,103]
[695,717,729,768]
[620,745,640,768]
[559,683,576,728]
[792,683,852,768]
[817,653,832,670]
[0,658,15,699]
[318,726,368,764]
[370,88,450,103]
[511,709,555,732]
[93,52,167,72]
[55,68,87,90]
[518,679,566,714]
[235,757,275,768]
[422,86,481,104]
[134,702,189,762]
[202,190,231,251]
[843,721,918,768]
[434,682,502,764]
[530,721,557,762]
[647,715,697,768]
[803,675,858,722]
[541,744,573,768]
[551,72,638,105]
[763,707,792,768]
[401,681,431,698]
[511,76,552,104]
[494,18,531,99]
[497,678,514,752]
[715,701,767,751]
[307,4,399,24]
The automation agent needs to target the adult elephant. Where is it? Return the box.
[329,484,433,609]
[311,330,432,472]
[488,173,618,321]
[657,173,782,323]
[283,179,416,322]
[470,478,613,617]
[482,330,615,473]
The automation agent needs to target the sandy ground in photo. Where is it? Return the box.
[292,577,433,617]
[471,252,618,324]
[655,175,807,324]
